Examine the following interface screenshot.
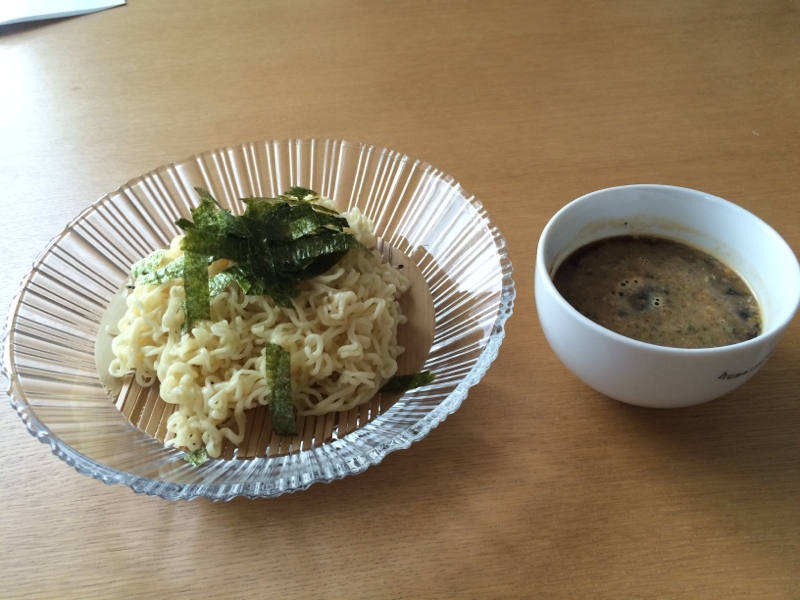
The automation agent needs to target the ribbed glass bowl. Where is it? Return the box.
[2,139,515,500]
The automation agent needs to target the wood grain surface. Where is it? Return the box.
[2,1,799,598]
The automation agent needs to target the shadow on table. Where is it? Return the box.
[608,368,800,479]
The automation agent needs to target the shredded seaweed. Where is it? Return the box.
[263,343,297,436]
[380,371,436,393]
[175,187,362,321]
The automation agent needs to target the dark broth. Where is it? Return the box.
[552,235,762,349]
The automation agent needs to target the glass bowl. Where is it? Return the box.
[2,139,515,500]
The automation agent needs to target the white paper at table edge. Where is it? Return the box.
[0,0,126,27]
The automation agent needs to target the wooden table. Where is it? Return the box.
[2,1,799,597]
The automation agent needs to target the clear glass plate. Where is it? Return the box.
[2,139,515,500]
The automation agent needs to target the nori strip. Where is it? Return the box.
[270,233,363,273]
[133,253,233,294]
[208,269,238,298]
[263,343,297,436]
[240,202,347,242]
[283,186,316,201]
[182,250,211,331]
[272,203,349,241]
[130,249,166,281]
[135,255,185,286]
[185,188,248,238]
[175,217,195,230]
[380,371,436,393]
[181,227,249,263]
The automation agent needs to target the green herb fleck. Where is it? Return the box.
[184,447,209,466]
[380,371,436,393]
[263,343,297,436]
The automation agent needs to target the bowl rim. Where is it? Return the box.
[2,138,516,501]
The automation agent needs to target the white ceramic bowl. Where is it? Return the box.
[535,184,800,408]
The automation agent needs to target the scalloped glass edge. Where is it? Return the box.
[2,139,516,501]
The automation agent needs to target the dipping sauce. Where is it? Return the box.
[552,235,762,349]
